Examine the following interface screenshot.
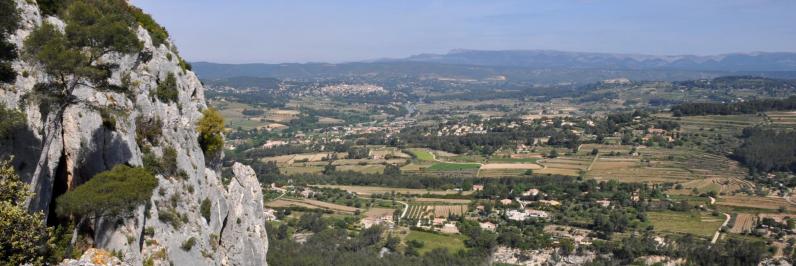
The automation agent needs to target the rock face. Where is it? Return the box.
[1,0,268,264]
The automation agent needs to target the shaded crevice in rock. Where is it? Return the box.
[46,152,67,226]
[218,210,229,246]
[138,207,147,252]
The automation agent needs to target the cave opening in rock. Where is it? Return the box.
[46,153,69,227]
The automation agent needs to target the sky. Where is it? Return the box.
[131,0,796,64]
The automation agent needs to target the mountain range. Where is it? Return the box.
[396,49,796,72]
[192,50,796,83]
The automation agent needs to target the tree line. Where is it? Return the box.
[671,96,796,116]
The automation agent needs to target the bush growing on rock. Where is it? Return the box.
[200,198,211,223]
[197,108,224,157]
[180,237,196,251]
[56,165,158,219]
[156,73,178,103]
[135,116,163,146]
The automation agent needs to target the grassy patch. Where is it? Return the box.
[405,230,466,255]
[427,162,480,171]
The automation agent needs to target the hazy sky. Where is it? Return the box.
[131,0,796,64]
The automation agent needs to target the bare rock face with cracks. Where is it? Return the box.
[0,0,268,264]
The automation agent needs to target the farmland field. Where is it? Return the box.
[487,157,541,163]
[363,207,396,219]
[314,185,470,196]
[480,163,541,170]
[264,198,359,213]
[407,148,435,161]
[767,111,796,127]
[413,198,471,204]
[428,162,480,171]
[729,213,756,234]
[404,230,467,255]
[647,211,725,237]
[716,196,796,212]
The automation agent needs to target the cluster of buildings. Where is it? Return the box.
[317,84,387,96]
[436,122,487,136]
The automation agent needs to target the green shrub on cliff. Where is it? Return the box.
[197,108,225,157]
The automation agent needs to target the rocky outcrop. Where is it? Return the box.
[219,163,269,266]
[1,0,267,264]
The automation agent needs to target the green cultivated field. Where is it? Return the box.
[405,230,466,255]
[408,148,435,161]
[428,162,481,171]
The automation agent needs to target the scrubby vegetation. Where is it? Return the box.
[156,73,179,103]
[0,159,48,265]
[143,146,180,178]
[0,104,25,138]
[135,115,163,147]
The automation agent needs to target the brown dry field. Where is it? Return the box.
[364,208,396,219]
[511,153,543,159]
[717,196,796,212]
[579,144,634,155]
[261,152,343,164]
[265,198,359,213]
[413,198,471,204]
[480,163,542,170]
[315,185,471,196]
[535,168,582,176]
[729,213,755,234]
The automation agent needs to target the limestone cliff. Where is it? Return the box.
[0,0,267,265]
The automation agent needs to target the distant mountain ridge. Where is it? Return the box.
[396,49,796,71]
[192,49,796,83]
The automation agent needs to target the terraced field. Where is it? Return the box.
[478,168,528,178]
[536,157,590,176]
[578,144,633,155]
[717,196,796,212]
[767,111,796,127]
[587,157,694,183]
